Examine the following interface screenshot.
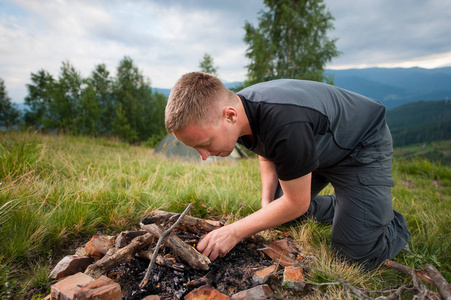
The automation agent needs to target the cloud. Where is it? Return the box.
[325,0,451,68]
[1,0,450,103]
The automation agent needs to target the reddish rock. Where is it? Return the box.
[49,255,93,279]
[142,296,161,300]
[185,285,230,300]
[73,275,121,299]
[85,235,114,260]
[252,264,278,284]
[231,284,274,299]
[272,239,298,254]
[51,272,94,300]
[261,241,297,267]
[282,266,305,291]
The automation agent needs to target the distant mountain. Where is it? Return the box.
[386,100,451,147]
[153,67,451,109]
[154,81,244,98]
[154,88,171,97]
[326,67,451,109]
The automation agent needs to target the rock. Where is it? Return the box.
[282,266,305,291]
[49,255,94,279]
[231,284,274,299]
[73,275,121,299]
[272,239,298,254]
[51,272,94,300]
[261,241,297,267]
[252,264,278,284]
[85,235,114,260]
[75,247,88,257]
[142,296,161,300]
[185,285,230,300]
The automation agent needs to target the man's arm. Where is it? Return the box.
[259,156,279,207]
[197,172,311,261]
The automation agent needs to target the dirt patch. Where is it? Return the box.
[399,178,417,189]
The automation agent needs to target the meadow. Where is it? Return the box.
[0,131,449,299]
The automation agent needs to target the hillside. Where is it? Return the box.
[386,100,451,129]
[326,67,451,109]
[386,100,451,160]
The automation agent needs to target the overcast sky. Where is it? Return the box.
[1,0,451,104]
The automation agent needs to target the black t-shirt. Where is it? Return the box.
[237,79,386,181]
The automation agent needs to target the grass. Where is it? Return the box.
[0,131,449,299]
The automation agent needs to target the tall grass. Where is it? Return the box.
[0,131,449,298]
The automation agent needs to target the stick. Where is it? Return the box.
[142,209,222,233]
[138,203,196,289]
[84,232,155,278]
[423,264,451,300]
[384,260,434,286]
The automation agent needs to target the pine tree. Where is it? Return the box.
[244,0,340,85]
[24,69,55,127]
[199,53,218,76]
[0,79,20,128]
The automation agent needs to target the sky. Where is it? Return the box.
[1,0,451,104]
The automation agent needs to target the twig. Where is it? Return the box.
[384,260,434,286]
[423,264,451,300]
[138,203,193,289]
[375,284,416,300]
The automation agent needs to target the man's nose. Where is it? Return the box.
[197,149,211,160]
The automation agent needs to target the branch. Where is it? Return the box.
[84,232,155,278]
[423,264,451,300]
[384,260,434,286]
[138,203,194,289]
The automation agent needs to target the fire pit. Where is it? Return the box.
[49,207,308,299]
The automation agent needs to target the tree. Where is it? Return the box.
[76,81,101,136]
[24,69,55,127]
[244,0,340,85]
[51,61,83,131]
[0,79,20,128]
[91,64,114,135]
[199,53,218,76]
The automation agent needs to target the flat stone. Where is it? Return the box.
[252,264,278,284]
[85,235,114,260]
[282,266,305,291]
[51,272,94,300]
[261,241,297,267]
[185,285,230,300]
[272,239,298,254]
[49,255,94,279]
[231,284,274,299]
[73,275,121,299]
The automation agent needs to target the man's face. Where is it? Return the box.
[174,119,237,161]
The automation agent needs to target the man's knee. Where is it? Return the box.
[331,211,410,270]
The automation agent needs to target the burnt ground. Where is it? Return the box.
[108,232,308,299]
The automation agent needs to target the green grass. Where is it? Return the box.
[0,131,449,298]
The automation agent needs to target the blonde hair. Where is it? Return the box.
[165,72,236,133]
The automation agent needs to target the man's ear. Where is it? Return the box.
[223,107,237,123]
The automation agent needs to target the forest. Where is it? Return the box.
[1,57,168,145]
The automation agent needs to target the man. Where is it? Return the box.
[165,72,410,270]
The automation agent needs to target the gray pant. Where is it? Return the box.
[276,125,410,269]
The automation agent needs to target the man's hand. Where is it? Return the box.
[196,225,240,261]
